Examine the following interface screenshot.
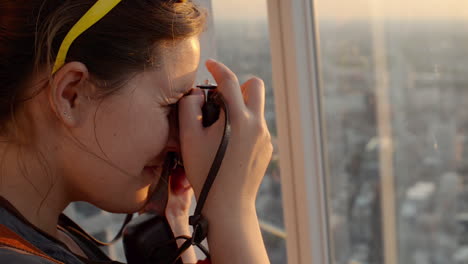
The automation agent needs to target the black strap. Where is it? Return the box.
[193,92,231,217]
[59,213,133,247]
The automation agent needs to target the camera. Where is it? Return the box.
[197,80,221,127]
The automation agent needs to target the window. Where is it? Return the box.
[268,0,468,263]
[316,1,468,263]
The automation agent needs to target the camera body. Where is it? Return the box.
[123,213,180,264]
[197,83,220,127]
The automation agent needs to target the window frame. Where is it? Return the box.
[266,0,331,263]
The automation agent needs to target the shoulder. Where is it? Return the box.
[0,247,57,263]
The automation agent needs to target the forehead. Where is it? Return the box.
[159,37,201,97]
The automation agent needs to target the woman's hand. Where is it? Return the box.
[178,59,272,264]
[178,59,273,208]
[165,170,197,264]
[165,168,192,217]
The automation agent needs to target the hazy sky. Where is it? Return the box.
[211,0,268,21]
[210,0,468,21]
[317,0,468,20]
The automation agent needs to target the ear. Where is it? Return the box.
[49,62,94,127]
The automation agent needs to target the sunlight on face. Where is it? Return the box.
[63,36,201,213]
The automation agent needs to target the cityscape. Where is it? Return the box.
[319,20,468,264]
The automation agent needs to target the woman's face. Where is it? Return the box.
[62,37,200,213]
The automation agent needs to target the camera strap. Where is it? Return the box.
[166,91,231,264]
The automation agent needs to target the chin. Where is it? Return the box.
[96,187,151,214]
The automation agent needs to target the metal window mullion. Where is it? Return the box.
[267,0,331,263]
[267,1,301,262]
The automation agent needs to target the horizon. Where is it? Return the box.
[209,0,468,22]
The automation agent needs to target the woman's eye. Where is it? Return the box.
[169,103,177,110]
[166,103,178,116]
[167,104,179,129]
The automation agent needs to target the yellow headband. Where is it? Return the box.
[52,0,123,74]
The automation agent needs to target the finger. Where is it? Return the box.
[170,167,192,195]
[205,59,245,115]
[178,91,204,140]
[241,77,265,117]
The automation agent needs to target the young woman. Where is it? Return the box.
[0,0,272,263]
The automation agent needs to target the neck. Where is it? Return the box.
[0,142,69,238]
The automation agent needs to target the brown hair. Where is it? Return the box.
[0,0,206,131]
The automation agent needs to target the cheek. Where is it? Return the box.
[145,118,171,153]
[88,100,169,173]
[123,115,170,166]
[65,90,177,209]
[72,112,170,202]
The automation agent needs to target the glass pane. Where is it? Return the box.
[211,1,287,264]
[315,1,468,263]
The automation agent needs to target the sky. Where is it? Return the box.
[316,0,468,21]
[208,0,468,21]
[210,0,268,21]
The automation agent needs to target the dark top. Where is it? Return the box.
[0,196,124,264]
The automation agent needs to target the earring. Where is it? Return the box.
[63,111,71,118]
